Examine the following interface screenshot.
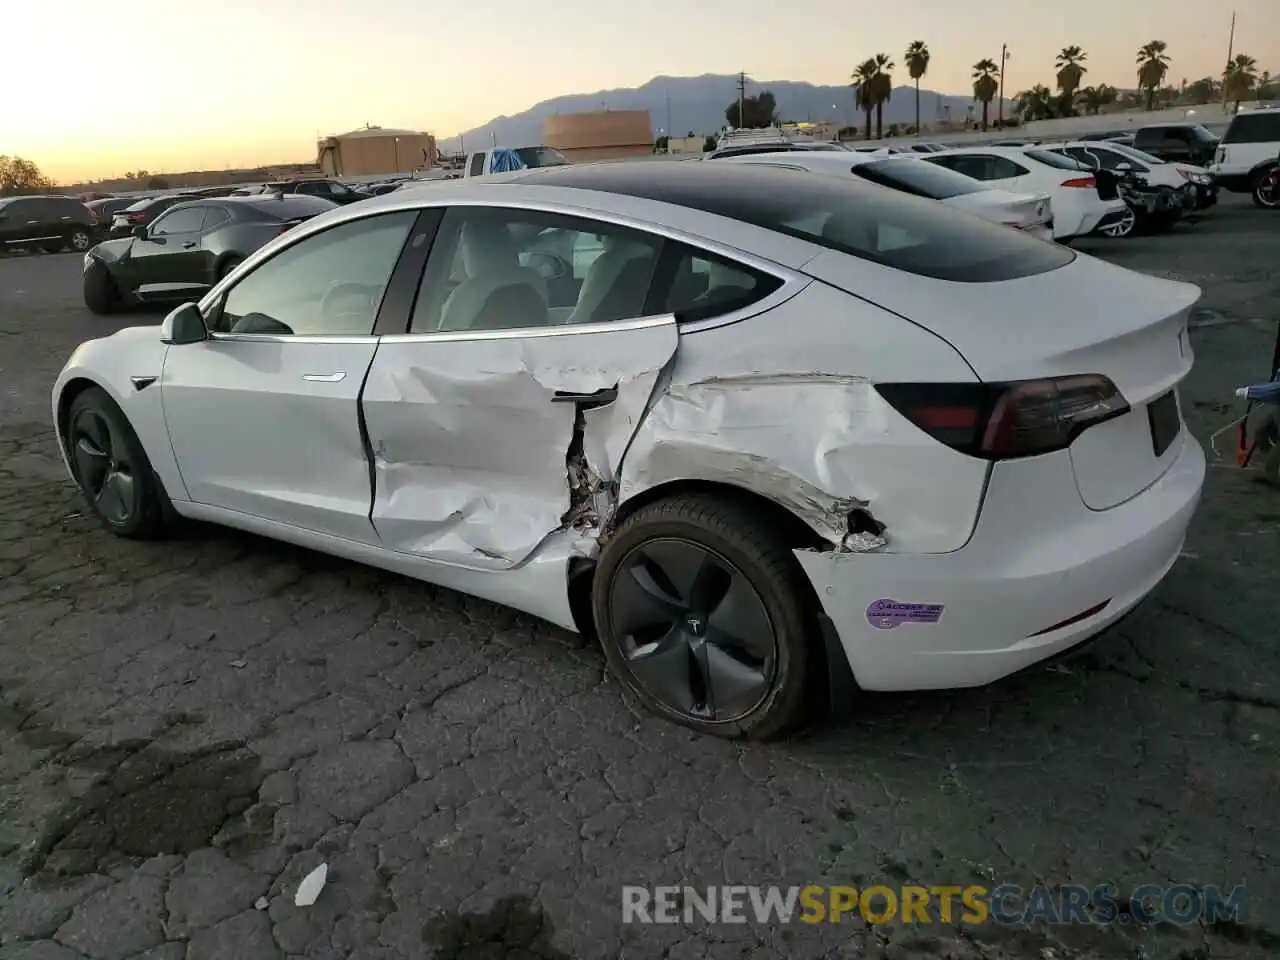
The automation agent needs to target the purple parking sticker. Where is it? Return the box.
[866,598,945,630]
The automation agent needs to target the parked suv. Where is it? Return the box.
[1209,106,1280,208]
[0,195,96,254]
[1132,123,1220,168]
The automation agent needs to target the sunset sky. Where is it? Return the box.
[6,0,1277,183]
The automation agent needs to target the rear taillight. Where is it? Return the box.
[1060,176,1097,188]
[875,375,1130,460]
[276,218,305,236]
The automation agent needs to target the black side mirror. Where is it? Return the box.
[131,224,149,239]
[160,302,208,345]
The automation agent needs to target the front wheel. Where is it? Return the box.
[68,228,93,252]
[1253,168,1280,209]
[592,494,821,740]
[83,261,119,315]
[65,387,172,539]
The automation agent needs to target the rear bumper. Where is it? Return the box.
[796,431,1205,692]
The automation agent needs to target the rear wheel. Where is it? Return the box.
[83,261,120,315]
[217,256,244,281]
[65,387,171,539]
[1098,207,1137,238]
[593,494,821,740]
[1253,167,1280,209]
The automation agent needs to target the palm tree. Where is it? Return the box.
[1055,46,1088,115]
[871,53,895,139]
[905,41,931,133]
[852,59,877,140]
[1136,41,1171,111]
[1076,83,1118,115]
[972,59,999,130]
[1015,84,1055,121]
[1225,54,1259,109]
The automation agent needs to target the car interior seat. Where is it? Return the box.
[438,219,548,331]
[567,235,656,325]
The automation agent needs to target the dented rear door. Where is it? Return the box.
[361,317,679,569]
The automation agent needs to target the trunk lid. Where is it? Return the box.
[803,250,1200,510]
[946,189,1051,228]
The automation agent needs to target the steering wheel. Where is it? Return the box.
[523,252,569,281]
[320,282,379,330]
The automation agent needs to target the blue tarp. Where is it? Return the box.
[488,149,528,174]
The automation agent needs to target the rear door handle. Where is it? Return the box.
[552,386,618,409]
[302,372,346,382]
[182,241,196,249]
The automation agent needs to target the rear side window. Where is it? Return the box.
[660,245,783,323]
[468,153,486,176]
[1224,113,1280,144]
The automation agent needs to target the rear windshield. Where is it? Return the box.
[1024,148,1090,170]
[1223,112,1280,144]
[514,146,568,168]
[1104,142,1166,165]
[238,195,337,220]
[850,158,988,199]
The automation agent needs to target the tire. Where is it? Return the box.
[1097,206,1137,238]
[218,256,244,281]
[83,261,119,315]
[592,494,820,741]
[68,228,93,252]
[65,387,171,539]
[1255,411,1280,486]
[1253,168,1280,209]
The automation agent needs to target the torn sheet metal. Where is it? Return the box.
[361,320,678,568]
[618,372,989,555]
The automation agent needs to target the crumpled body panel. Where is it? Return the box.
[361,319,678,569]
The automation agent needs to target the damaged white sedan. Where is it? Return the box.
[52,161,1206,740]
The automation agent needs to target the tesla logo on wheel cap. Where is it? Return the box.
[686,616,704,636]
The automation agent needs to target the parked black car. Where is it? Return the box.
[261,178,372,204]
[85,197,138,234]
[1132,123,1220,167]
[0,195,96,254]
[82,194,338,314]
[108,193,199,238]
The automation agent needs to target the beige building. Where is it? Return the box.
[543,110,654,162]
[317,126,436,177]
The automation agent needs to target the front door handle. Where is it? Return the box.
[552,385,618,409]
[182,241,196,249]
[302,372,346,382]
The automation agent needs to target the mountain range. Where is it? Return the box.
[447,74,1016,149]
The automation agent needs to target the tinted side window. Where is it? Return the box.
[988,157,1028,178]
[1133,128,1163,146]
[409,207,663,333]
[1224,113,1280,144]
[661,246,782,323]
[933,155,994,180]
[201,207,231,231]
[151,207,206,235]
[217,211,415,336]
[468,153,486,177]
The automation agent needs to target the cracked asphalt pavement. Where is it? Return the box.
[2,200,1278,960]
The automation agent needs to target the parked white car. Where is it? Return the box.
[921,145,1130,241]
[52,161,1205,740]
[717,151,1054,240]
[1039,140,1216,210]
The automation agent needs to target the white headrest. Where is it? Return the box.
[460,220,519,275]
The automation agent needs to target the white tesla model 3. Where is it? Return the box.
[52,162,1206,740]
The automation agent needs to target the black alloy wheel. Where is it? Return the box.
[65,388,169,538]
[607,537,777,722]
[593,494,819,740]
[70,406,138,526]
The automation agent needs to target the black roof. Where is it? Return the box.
[510,159,864,207]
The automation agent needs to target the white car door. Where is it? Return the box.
[161,209,421,543]
[361,204,681,570]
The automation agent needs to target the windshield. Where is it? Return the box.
[1188,124,1220,143]
[514,146,568,168]
[850,158,988,199]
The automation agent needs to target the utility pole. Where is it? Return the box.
[1222,10,1236,110]
[737,71,747,128]
[666,86,672,139]
[997,44,1009,128]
